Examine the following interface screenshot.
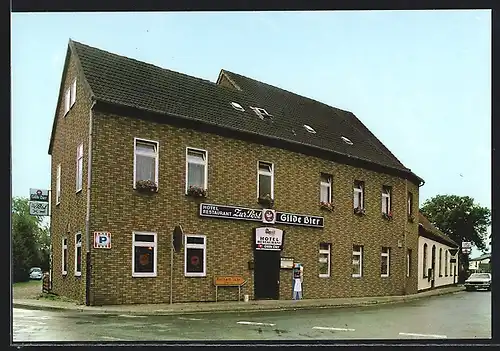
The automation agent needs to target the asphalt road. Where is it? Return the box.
[12,290,490,342]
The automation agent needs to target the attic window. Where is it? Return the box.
[341,136,353,145]
[231,102,245,112]
[303,124,316,134]
[250,107,272,120]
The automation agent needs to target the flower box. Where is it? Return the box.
[257,194,274,208]
[320,201,334,212]
[382,211,393,221]
[186,185,207,198]
[135,179,157,193]
[353,207,366,216]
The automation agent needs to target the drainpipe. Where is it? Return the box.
[403,178,408,295]
[85,99,96,306]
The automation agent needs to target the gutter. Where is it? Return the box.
[85,98,96,306]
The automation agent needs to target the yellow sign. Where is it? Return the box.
[214,276,246,286]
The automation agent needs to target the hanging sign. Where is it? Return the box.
[30,188,49,202]
[29,201,49,216]
[254,227,285,251]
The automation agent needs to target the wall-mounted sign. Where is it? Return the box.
[29,201,49,216]
[30,188,49,202]
[200,203,324,228]
[280,257,294,269]
[262,209,276,224]
[254,227,285,251]
[94,231,111,249]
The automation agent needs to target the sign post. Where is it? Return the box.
[29,188,51,291]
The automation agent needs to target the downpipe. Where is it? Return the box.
[85,99,96,306]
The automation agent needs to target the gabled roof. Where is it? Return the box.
[49,40,423,186]
[470,253,491,261]
[418,212,459,248]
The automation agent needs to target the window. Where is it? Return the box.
[76,143,83,192]
[320,173,332,203]
[230,102,245,111]
[250,106,272,119]
[257,161,274,199]
[407,192,413,216]
[439,248,442,276]
[185,235,206,277]
[352,245,363,278]
[62,238,68,275]
[56,164,61,205]
[132,232,157,277]
[445,250,448,276]
[304,124,316,134]
[74,233,82,276]
[407,249,412,277]
[353,180,364,209]
[319,243,331,278]
[381,186,392,214]
[341,136,353,145]
[186,148,208,193]
[133,138,159,188]
[423,243,428,278]
[381,247,390,277]
[63,78,76,115]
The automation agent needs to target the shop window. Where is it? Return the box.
[185,235,206,277]
[319,243,331,278]
[257,161,274,199]
[62,237,68,275]
[132,232,157,277]
[133,138,159,189]
[74,233,82,276]
[381,247,390,277]
[352,245,363,278]
[320,173,332,203]
[186,148,208,193]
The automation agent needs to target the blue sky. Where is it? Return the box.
[12,11,491,255]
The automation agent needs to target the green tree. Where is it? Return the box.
[420,195,491,283]
[12,197,48,282]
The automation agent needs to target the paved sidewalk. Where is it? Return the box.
[13,285,465,316]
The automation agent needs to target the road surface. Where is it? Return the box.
[13,290,490,342]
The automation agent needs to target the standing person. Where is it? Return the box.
[293,276,302,300]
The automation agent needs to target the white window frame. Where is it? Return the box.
[184,234,207,277]
[381,247,390,277]
[56,163,61,205]
[132,232,157,278]
[62,237,68,275]
[407,249,411,277]
[353,181,364,209]
[352,245,363,278]
[133,138,159,189]
[257,161,274,199]
[320,173,332,203]
[76,143,83,193]
[70,78,77,107]
[382,186,391,214]
[74,232,82,276]
[319,243,331,278]
[185,147,208,194]
[407,192,413,215]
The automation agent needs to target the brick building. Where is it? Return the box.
[48,39,424,306]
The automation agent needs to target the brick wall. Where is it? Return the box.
[83,110,420,305]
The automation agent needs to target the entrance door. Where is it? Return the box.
[254,250,280,299]
[431,245,436,288]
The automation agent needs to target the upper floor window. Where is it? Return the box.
[353,180,364,210]
[381,186,392,214]
[74,233,82,276]
[320,173,332,203]
[319,243,331,278]
[381,247,390,277]
[56,164,61,205]
[64,78,77,115]
[133,138,159,189]
[76,143,83,192]
[407,192,413,216]
[186,148,208,194]
[257,161,274,199]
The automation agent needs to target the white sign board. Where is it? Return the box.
[462,242,472,249]
[94,232,111,249]
[29,188,49,202]
[254,227,284,251]
[29,201,49,216]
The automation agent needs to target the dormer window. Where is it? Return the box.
[303,124,316,134]
[341,136,353,145]
[230,102,245,112]
[250,107,272,120]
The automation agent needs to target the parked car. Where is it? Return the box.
[464,273,491,291]
[29,267,43,280]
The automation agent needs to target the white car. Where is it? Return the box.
[29,267,43,280]
[464,273,491,291]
